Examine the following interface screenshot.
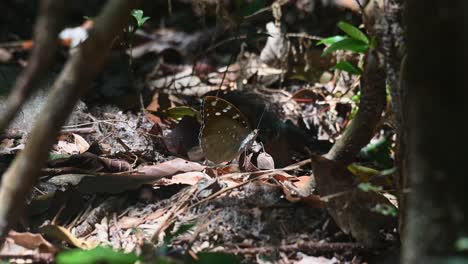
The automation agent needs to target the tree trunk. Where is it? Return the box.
[402,1,468,262]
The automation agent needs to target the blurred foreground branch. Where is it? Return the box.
[0,0,137,241]
[0,0,65,133]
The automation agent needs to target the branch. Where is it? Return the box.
[325,50,386,164]
[0,0,137,241]
[0,0,65,133]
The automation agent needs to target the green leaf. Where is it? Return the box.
[165,106,201,122]
[338,21,369,44]
[131,9,150,28]
[316,35,346,46]
[189,252,240,264]
[372,203,398,217]
[57,246,139,264]
[358,182,382,193]
[333,61,363,75]
[360,135,394,169]
[456,237,468,251]
[49,153,71,160]
[322,37,369,55]
[131,9,143,19]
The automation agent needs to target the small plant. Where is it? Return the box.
[317,21,375,75]
[358,182,383,193]
[131,9,150,29]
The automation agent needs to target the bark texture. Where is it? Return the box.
[402,0,468,262]
[325,50,386,164]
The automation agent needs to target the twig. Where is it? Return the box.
[286,33,323,41]
[212,241,365,254]
[189,179,253,208]
[151,186,196,243]
[218,158,310,180]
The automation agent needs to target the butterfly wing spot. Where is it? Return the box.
[200,96,255,164]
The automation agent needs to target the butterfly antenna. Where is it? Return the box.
[256,105,267,131]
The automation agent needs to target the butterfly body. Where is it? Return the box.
[199,96,258,164]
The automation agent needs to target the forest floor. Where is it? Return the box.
[0,1,399,263]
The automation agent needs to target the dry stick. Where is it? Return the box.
[212,241,365,255]
[0,0,66,134]
[0,0,137,241]
[218,158,310,180]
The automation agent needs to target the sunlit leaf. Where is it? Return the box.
[358,182,382,193]
[360,135,393,169]
[456,237,468,251]
[165,106,201,122]
[338,21,369,44]
[131,9,150,27]
[316,35,346,46]
[348,163,380,182]
[372,203,398,217]
[322,37,369,55]
[333,61,363,75]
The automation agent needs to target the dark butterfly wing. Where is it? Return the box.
[200,96,253,164]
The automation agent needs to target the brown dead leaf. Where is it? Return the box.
[8,231,57,253]
[144,208,167,222]
[0,48,12,62]
[0,237,54,263]
[73,133,90,153]
[54,134,90,155]
[310,154,396,247]
[146,94,161,112]
[146,113,163,125]
[99,157,132,172]
[137,158,205,178]
[168,171,209,185]
[241,153,259,172]
[118,217,145,229]
[39,224,95,249]
[279,176,326,208]
[256,152,275,170]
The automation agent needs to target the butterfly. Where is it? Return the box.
[199,96,258,164]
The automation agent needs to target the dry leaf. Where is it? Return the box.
[137,158,205,178]
[73,133,90,153]
[311,154,396,247]
[8,231,57,253]
[39,224,95,249]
